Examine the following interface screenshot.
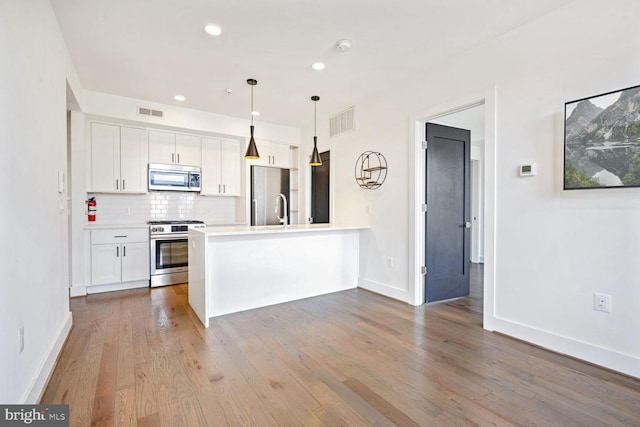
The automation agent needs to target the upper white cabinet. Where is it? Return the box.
[90,123,148,193]
[149,130,201,166]
[201,137,241,196]
[250,140,291,168]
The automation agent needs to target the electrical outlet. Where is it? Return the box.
[593,293,612,313]
[386,257,394,268]
[19,327,24,353]
[125,207,131,214]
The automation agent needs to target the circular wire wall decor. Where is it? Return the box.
[355,151,388,189]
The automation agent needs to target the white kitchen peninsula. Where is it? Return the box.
[188,224,370,327]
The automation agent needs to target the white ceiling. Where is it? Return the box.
[50,0,571,129]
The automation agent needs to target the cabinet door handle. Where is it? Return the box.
[123,245,126,257]
[114,235,127,238]
[223,184,226,194]
[116,246,119,257]
[122,179,125,190]
[172,153,175,163]
[116,179,119,190]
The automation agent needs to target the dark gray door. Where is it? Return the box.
[311,151,330,223]
[425,123,471,302]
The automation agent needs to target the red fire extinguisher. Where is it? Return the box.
[86,197,96,222]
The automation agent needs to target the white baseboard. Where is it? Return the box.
[358,278,410,303]
[86,280,148,294]
[23,312,73,403]
[492,316,640,379]
[69,285,86,297]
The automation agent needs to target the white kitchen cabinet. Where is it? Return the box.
[250,140,291,168]
[149,130,201,166]
[90,123,148,193]
[90,228,149,287]
[201,137,241,196]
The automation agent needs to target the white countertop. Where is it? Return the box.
[84,223,148,230]
[84,222,243,230]
[191,223,371,236]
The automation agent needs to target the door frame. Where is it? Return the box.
[409,86,496,331]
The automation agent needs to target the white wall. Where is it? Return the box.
[0,0,78,402]
[301,0,640,377]
[83,91,300,145]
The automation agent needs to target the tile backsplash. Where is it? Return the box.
[88,192,239,225]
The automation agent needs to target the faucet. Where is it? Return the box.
[275,193,288,228]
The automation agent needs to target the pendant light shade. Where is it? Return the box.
[310,95,322,166]
[245,79,260,159]
[310,137,322,166]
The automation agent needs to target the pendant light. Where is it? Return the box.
[310,95,322,166]
[245,78,260,159]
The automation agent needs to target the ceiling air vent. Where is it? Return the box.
[329,106,355,138]
[137,107,164,118]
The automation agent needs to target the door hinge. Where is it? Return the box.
[422,140,428,149]
[420,203,427,213]
[421,266,427,275]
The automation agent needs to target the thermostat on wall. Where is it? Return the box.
[519,163,537,177]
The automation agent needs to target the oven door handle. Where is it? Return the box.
[149,234,189,240]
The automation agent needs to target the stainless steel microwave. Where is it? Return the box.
[148,163,201,192]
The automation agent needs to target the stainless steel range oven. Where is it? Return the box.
[149,220,205,287]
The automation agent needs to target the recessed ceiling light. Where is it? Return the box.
[174,95,186,101]
[312,62,325,71]
[251,111,260,116]
[204,23,222,36]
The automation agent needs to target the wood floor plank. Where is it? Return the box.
[90,300,120,426]
[343,377,422,427]
[116,307,134,391]
[134,364,158,420]
[40,266,640,426]
[114,386,136,427]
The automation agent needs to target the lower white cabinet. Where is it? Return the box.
[90,228,149,289]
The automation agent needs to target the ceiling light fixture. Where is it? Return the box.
[245,78,260,159]
[174,95,185,101]
[204,23,222,36]
[310,96,322,167]
[311,62,325,71]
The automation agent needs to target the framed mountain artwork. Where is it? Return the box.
[564,84,640,189]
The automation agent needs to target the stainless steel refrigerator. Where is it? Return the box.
[251,165,290,225]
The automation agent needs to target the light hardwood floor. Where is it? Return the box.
[42,266,640,426]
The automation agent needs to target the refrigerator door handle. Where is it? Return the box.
[252,199,257,226]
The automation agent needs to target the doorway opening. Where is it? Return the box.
[411,90,496,331]
[424,122,471,303]
[310,151,330,224]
